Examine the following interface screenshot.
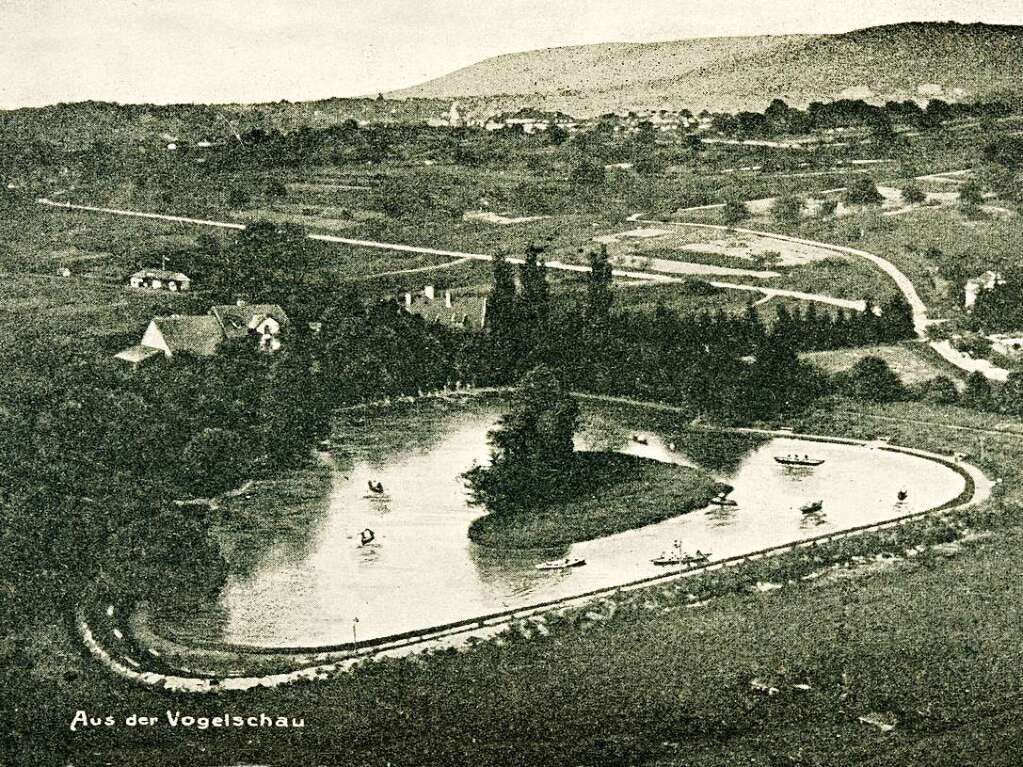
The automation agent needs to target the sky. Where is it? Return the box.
[0,0,1019,109]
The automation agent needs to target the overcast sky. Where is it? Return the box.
[0,0,1018,109]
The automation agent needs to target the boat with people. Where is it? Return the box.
[774,454,825,467]
[631,435,649,445]
[800,499,824,514]
[897,489,908,501]
[535,557,586,571]
[359,528,375,546]
[367,480,385,494]
[709,491,738,507]
[651,541,711,567]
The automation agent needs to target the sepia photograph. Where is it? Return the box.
[2,1,1023,764]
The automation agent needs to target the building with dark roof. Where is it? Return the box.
[400,285,487,331]
[137,315,225,357]
[210,303,289,339]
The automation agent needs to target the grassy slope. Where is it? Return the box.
[468,451,723,549]
[801,343,951,386]
[391,22,1023,114]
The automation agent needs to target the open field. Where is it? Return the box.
[801,343,952,386]
[0,272,196,367]
[794,204,1023,319]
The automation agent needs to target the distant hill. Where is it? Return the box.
[389,22,1023,116]
[0,97,449,150]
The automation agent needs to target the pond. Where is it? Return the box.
[160,397,967,648]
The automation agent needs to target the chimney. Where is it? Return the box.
[424,284,435,301]
[404,292,412,307]
[444,290,452,308]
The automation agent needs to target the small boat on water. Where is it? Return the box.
[632,435,649,445]
[775,454,825,467]
[359,528,375,546]
[897,489,908,501]
[800,500,824,515]
[367,480,385,494]
[535,557,586,571]
[709,492,737,507]
[652,541,710,567]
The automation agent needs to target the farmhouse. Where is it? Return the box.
[129,268,191,292]
[400,285,487,331]
[114,302,290,365]
[115,315,224,364]
[210,303,289,339]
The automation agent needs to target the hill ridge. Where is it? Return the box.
[388,21,1023,115]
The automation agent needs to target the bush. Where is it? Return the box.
[771,194,804,225]
[227,187,251,208]
[836,356,906,402]
[722,199,750,226]
[921,375,959,405]
[959,180,985,213]
[845,177,883,206]
[901,183,926,205]
[265,179,288,199]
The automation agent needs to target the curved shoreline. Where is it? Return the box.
[76,394,991,693]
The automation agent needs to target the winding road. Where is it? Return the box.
[36,198,874,311]
[38,197,1010,379]
[633,215,1011,382]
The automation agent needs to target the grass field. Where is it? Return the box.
[791,203,1023,319]
[801,343,952,386]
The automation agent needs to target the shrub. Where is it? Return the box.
[901,183,926,205]
[771,194,804,225]
[845,177,883,206]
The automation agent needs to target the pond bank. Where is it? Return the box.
[76,396,990,693]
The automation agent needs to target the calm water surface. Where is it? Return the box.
[164,400,966,647]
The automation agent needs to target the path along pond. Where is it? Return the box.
[158,396,968,649]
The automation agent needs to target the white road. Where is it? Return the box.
[39,196,1012,376]
[634,216,1011,382]
[37,198,871,311]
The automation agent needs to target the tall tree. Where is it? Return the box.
[463,365,579,514]
[520,243,551,330]
[485,252,521,383]
[586,245,614,329]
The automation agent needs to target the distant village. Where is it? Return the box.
[425,102,708,135]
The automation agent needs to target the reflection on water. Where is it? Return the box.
[159,399,968,648]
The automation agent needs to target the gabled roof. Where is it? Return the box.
[210,304,290,338]
[114,344,162,364]
[152,315,224,356]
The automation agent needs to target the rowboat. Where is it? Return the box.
[774,454,825,467]
[535,557,586,571]
[709,492,737,507]
[800,500,824,514]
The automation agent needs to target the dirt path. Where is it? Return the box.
[633,216,1011,382]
